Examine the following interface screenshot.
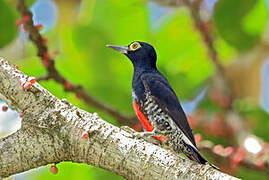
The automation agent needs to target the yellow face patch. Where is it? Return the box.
[129,42,141,51]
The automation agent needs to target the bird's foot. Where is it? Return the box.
[120,126,162,145]
[120,126,137,134]
[133,131,162,145]
[133,128,161,138]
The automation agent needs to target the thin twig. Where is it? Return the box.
[183,0,224,76]
[16,0,138,127]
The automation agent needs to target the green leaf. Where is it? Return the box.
[214,0,267,51]
[0,0,18,48]
[243,0,268,36]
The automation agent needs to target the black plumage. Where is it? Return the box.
[107,41,217,168]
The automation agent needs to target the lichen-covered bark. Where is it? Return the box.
[0,57,239,180]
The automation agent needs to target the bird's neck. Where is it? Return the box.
[132,67,158,87]
[133,67,158,77]
[132,59,157,72]
[130,56,157,72]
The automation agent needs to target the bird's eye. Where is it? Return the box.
[129,42,141,51]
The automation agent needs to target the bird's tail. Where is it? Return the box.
[186,144,219,170]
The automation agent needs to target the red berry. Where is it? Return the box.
[230,157,239,169]
[50,165,58,174]
[194,133,202,143]
[232,155,242,164]
[35,24,43,30]
[64,81,72,90]
[231,147,246,166]
[19,112,23,118]
[81,131,89,139]
[236,147,246,161]
[224,146,234,157]
[213,144,224,155]
[23,82,32,89]
[28,77,36,84]
[2,106,8,111]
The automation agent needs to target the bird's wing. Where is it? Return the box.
[141,73,197,147]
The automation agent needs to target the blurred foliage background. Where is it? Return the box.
[1,0,269,179]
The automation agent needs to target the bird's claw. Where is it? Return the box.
[132,131,161,145]
[134,131,160,138]
[120,126,149,139]
[120,126,137,134]
[120,126,162,145]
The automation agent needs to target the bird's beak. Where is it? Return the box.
[106,45,129,54]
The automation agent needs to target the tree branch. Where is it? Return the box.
[0,57,238,179]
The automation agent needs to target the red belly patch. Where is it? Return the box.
[133,101,163,142]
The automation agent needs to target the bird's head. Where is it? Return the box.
[107,41,157,71]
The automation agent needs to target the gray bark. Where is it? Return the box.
[0,57,239,180]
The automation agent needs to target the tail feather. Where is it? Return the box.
[186,144,219,170]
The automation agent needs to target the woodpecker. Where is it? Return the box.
[107,41,216,168]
